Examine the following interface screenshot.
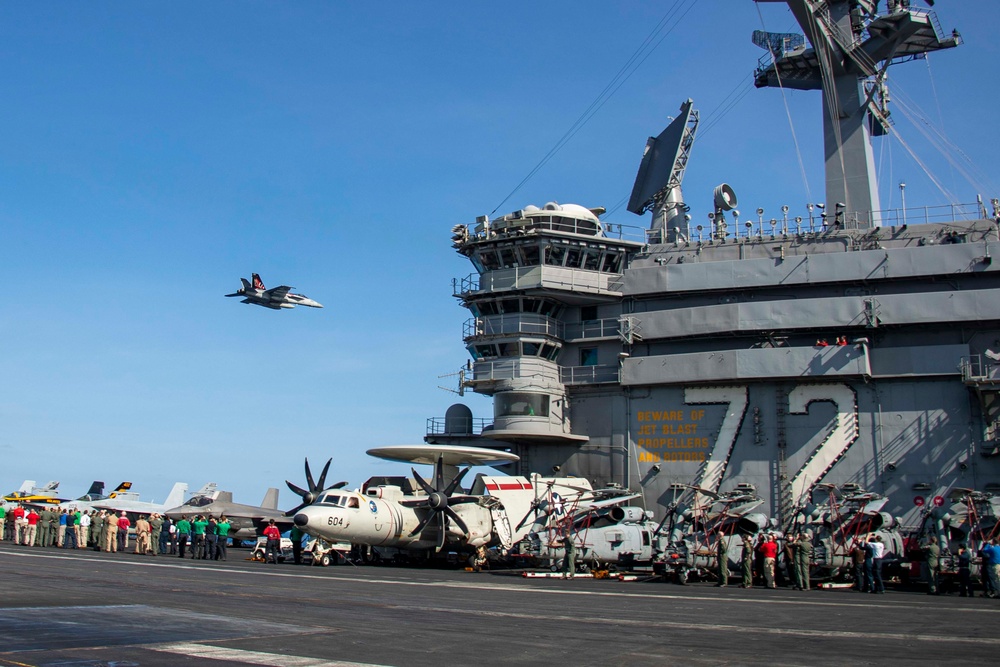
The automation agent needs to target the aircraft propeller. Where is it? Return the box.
[285,458,348,515]
[400,454,478,552]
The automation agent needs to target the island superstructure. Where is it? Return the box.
[429,0,1000,530]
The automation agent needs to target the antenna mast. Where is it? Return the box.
[753,0,961,227]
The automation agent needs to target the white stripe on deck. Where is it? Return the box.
[149,642,393,667]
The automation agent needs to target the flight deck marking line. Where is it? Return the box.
[3,548,997,616]
[148,643,393,667]
[407,605,1000,647]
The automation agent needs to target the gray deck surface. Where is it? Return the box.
[0,542,996,666]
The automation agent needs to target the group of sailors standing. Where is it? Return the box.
[0,504,233,561]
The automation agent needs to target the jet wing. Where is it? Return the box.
[263,285,293,301]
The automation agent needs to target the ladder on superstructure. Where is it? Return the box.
[774,386,794,533]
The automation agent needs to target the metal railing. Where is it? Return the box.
[961,355,1000,383]
[560,364,621,385]
[425,416,493,436]
[564,318,621,341]
[453,267,624,297]
[463,314,564,340]
[470,215,647,244]
[659,202,989,245]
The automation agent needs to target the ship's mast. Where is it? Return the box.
[754,0,961,228]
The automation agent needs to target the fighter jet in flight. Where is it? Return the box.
[225,273,323,310]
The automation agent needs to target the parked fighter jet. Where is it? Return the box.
[164,486,286,541]
[291,445,535,559]
[225,273,323,310]
[88,482,188,516]
[3,480,64,505]
[53,481,133,508]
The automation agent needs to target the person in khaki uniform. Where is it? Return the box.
[104,512,120,552]
[134,515,151,554]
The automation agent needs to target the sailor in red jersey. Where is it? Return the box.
[25,508,39,546]
[759,534,779,588]
[263,519,282,564]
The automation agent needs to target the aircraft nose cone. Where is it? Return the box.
[293,513,309,527]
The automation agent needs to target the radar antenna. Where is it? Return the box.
[627,99,699,243]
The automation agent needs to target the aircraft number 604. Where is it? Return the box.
[327,516,345,527]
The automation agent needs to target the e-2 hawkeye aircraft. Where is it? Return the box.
[225,273,323,310]
[291,445,538,559]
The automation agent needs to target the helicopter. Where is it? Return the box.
[652,482,776,583]
[795,483,905,580]
[512,477,654,571]
[910,488,1000,582]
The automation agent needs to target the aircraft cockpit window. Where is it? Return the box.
[318,493,346,506]
[347,497,360,509]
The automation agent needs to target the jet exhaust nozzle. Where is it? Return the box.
[609,506,646,523]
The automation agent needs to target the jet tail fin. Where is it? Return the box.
[241,277,253,290]
[18,480,36,494]
[252,273,266,290]
[85,481,105,497]
[162,482,187,509]
[217,491,234,503]
[188,482,218,501]
[261,487,280,510]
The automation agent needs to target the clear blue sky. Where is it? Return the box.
[2,2,997,506]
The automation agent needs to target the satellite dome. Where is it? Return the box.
[559,203,600,223]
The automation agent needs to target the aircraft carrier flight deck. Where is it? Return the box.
[0,543,996,667]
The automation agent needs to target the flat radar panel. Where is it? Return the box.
[627,99,695,216]
[367,444,520,467]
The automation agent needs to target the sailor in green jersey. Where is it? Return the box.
[192,516,208,559]
[175,516,192,558]
[216,516,231,561]
[0,505,5,541]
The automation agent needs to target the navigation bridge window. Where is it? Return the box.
[496,393,550,418]
[544,243,623,272]
[469,297,562,318]
[474,244,541,272]
[468,340,560,361]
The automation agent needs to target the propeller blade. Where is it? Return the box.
[411,468,435,496]
[448,495,479,505]
[286,481,308,498]
[409,512,434,537]
[435,512,447,552]
[330,481,348,490]
[400,499,428,508]
[445,506,469,538]
[285,501,307,516]
[304,459,317,494]
[315,458,332,492]
[443,467,470,497]
[434,454,445,492]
